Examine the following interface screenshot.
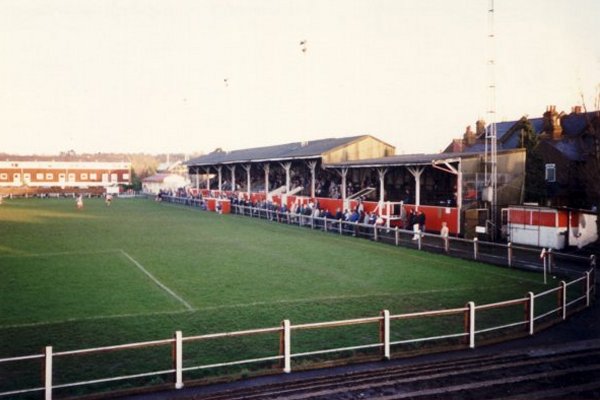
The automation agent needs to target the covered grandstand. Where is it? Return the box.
[185,136,526,237]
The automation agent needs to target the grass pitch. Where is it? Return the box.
[0,197,550,395]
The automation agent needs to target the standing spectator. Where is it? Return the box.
[417,210,426,236]
[440,221,449,238]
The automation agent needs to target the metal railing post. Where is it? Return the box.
[473,238,478,260]
[44,346,53,400]
[174,331,184,389]
[467,301,475,349]
[561,280,567,320]
[281,320,291,373]
[380,310,390,360]
[548,248,553,273]
[542,248,548,284]
[395,226,399,246]
[417,230,422,250]
[374,225,378,241]
[507,242,512,267]
[527,292,535,335]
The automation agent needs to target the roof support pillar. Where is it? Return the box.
[377,168,388,205]
[335,167,349,209]
[263,163,270,200]
[280,162,292,194]
[306,161,318,198]
[216,166,222,192]
[203,167,211,190]
[242,164,252,197]
[407,166,424,207]
[227,165,236,193]
[195,168,199,193]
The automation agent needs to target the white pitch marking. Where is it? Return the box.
[1,309,193,329]
[0,249,122,259]
[119,249,194,311]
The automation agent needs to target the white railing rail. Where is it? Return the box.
[1,265,594,399]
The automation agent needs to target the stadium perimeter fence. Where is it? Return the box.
[1,195,597,399]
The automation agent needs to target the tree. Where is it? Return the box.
[519,117,546,204]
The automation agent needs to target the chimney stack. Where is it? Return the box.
[451,139,464,153]
[543,105,563,140]
[475,119,486,138]
[463,125,477,146]
[571,105,583,114]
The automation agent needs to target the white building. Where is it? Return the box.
[142,173,189,194]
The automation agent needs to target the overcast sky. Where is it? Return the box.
[1,0,599,156]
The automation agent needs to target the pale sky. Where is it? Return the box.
[1,0,599,156]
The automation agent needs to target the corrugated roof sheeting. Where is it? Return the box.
[186,135,366,166]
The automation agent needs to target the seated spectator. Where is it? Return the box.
[368,212,377,225]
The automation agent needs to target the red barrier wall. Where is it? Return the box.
[220,199,231,214]
[508,208,568,228]
[189,190,460,234]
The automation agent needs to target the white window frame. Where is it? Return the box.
[46,173,54,180]
[545,163,556,182]
[0,173,7,180]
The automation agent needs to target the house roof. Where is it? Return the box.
[561,113,592,136]
[451,111,597,162]
[543,140,586,162]
[185,135,376,166]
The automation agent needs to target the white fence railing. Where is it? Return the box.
[0,267,595,399]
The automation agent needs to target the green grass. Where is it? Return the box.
[0,198,555,396]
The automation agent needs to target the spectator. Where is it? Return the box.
[440,221,449,238]
[417,210,426,234]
